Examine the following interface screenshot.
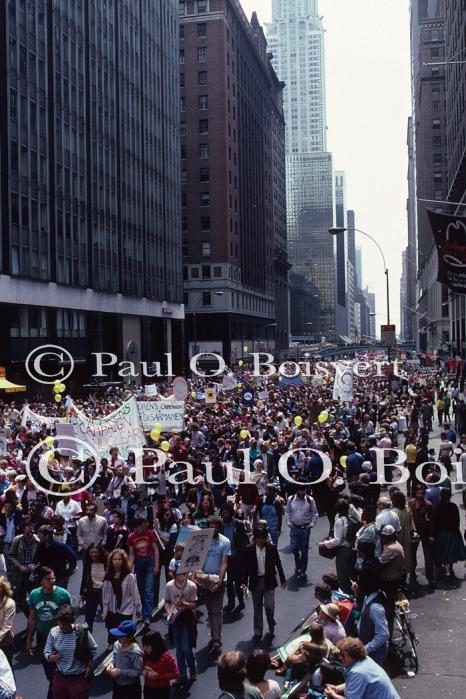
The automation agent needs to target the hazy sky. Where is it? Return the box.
[241,0,411,335]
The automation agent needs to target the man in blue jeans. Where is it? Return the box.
[285,486,318,580]
[128,516,160,626]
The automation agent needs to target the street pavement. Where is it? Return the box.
[13,425,466,698]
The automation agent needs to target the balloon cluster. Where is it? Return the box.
[53,380,66,402]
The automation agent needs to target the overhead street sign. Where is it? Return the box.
[380,324,396,347]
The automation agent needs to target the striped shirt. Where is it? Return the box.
[44,626,97,675]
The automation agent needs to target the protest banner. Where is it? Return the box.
[21,405,68,430]
[333,361,354,402]
[55,423,78,457]
[71,396,145,458]
[178,528,214,574]
[145,384,157,398]
[137,400,185,432]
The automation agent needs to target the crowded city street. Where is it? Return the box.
[1,356,466,698]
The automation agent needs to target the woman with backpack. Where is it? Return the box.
[318,499,357,594]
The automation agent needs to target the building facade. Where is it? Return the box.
[335,172,349,341]
[410,0,450,354]
[287,152,336,340]
[267,0,338,342]
[346,210,357,341]
[445,0,466,355]
[0,0,183,386]
[404,117,417,343]
[180,0,289,361]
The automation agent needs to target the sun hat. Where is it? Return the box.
[380,524,396,536]
[319,603,340,620]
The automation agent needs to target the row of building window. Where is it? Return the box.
[180,96,209,112]
[179,1,208,16]
[181,143,209,159]
[180,47,207,63]
[182,192,210,207]
[182,216,211,232]
[180,22,207,40]
[9,308,86,338]
[181,168,210,183]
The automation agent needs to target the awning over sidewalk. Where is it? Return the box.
[0,368,26,393]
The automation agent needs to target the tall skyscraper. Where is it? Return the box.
[267,0,338,341]
[355,246,363,289]
[335,172,348,339]
[364,289,376,340]
[445,0,466,355]
[180,0,288,361]
[404,117,417,343]
[410,0,449,354]
[0,0,184,383]
[268,0,326,154]
[346,210,357,341]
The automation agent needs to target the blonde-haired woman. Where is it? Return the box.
[0,577,15,667]
[102,549,141,643]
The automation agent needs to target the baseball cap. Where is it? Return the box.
[110,620,138,637]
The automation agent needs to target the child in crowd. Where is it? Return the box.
[106,620,144,699]
[142,630,179,699]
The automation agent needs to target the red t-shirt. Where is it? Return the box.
[144,651,179,688]
[128,529,157,558]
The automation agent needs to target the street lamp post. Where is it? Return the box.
[329,226,391,356]
[192,291,224,356]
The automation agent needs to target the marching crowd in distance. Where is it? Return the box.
[0,356,465,698]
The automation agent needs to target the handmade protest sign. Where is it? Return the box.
[71,396,145,458]
[137,400,185,432]
[178,528,214,574]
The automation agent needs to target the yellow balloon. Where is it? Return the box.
[340,455,347,468]
[54,394,62,402]
[56,383,66,393]
[317,413,326,423]
[54,379,61,386]
[154,423,162,432]
[161,441,170,452]
[294,416,303,427]
[243,346,248,353]
[47,451,55,461]
[45,437,54,447]
[240,429,249,439]
[238,360,244,366]
[150,430,160,442]
[191,391,196,398]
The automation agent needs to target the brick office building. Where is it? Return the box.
[180,0,289,362]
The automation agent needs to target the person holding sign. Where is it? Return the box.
[163,562,197,689]
[201,516,230,657]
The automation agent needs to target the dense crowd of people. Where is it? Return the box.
[0,356,465,698]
